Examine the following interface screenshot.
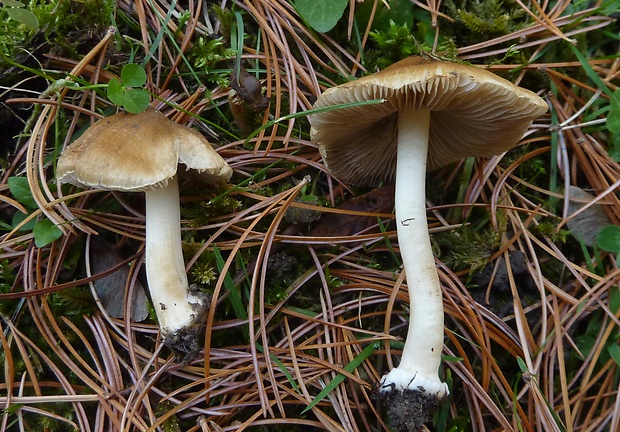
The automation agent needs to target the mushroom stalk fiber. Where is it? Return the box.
[144,175,207,336]
[381,108,449,397]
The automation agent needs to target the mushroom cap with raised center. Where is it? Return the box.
[309,56,548,186]
[57,107,232,191]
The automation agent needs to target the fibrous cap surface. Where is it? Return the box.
[57,108,232,191]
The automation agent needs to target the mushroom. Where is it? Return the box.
[57,107,232,356]
[309,56,547,430]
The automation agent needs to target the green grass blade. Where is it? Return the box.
[302,341,379,414]
[256,343,301,393]
[548,82,559,213]
[568,43,614,98]
[232,11,245,85]
[212,244,247,322]
[242,98,386,147]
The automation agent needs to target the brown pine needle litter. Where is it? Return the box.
[0,0,619,431]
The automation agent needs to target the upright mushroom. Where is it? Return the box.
[309,56,547,431]
[57,107,232,356]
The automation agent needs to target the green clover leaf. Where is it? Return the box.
[597,225,620,253]
[33,219,63,248]
[107,63,150,113]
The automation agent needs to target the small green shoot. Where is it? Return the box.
[516,356,530,374]
[293,0,348,33]
[107,63,150,113]
[298,182,318,204]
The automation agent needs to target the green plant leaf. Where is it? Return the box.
[121,63,147,87]
[294,0,348,33]
[442,354,464,362]
[107,78,125,106]
[607,108,620,134]
[12,211,36,231]
[600,0,620,16]
[516,356,528,373]
[8,177,37,209]
[609,133,620,162]
[6,7,39,30]
[611,89,620,109]
[575,334,596,358]
[33,219,62,248]
[596,225,620,253]
[608,343,620,368]
[2,0,25,7]
[122,88,150,114]
[610,287,620,313]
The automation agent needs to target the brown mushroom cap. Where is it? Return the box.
[57,108,232,191]
[309,56,548,186]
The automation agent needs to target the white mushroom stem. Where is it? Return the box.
[144,175,206,338]
[380,108,449,398]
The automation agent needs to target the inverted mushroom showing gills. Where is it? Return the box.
[309,56,547,431]
[57,107,232,357]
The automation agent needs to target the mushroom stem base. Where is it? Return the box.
[379,387,444,432]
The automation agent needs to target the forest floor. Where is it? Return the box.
[1,0,619,431]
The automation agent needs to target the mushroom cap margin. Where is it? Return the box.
[309,56,548,186]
